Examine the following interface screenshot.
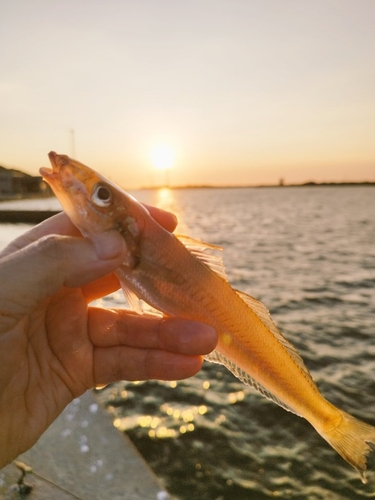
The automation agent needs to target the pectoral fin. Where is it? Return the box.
[120,282,144,314]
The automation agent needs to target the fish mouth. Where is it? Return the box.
[49,151,70,171]
[40,151,69,179]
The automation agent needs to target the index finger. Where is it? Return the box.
[88,307,218,355]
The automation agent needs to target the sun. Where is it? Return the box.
[150,144,175,171]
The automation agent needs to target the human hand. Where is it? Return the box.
[0,208,217,468]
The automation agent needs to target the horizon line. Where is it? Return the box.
[138,180,375,190]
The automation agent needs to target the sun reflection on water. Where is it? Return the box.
[154,188,190,234]
[107,378,219,441]
[112,400,211,439]
[156,188,177,213]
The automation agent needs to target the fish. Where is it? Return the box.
[40,151,375,482]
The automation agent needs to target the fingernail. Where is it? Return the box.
[93,231,126,260]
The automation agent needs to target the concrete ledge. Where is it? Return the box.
[0,391,170,500]
[0,210,61,224]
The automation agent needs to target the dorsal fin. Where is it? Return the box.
[176,234,227,280]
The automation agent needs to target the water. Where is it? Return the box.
[1,187,375,499]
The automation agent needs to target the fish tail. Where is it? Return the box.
[318,410,375,483]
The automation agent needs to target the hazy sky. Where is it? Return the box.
[1,0,374,187]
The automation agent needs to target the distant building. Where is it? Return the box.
[0,166,51,199]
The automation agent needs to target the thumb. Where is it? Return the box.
[0,231,127,318]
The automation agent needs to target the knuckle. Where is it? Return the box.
[114,347,126,381]
[143,349,155,379]
[37,234,70,262]
[34,234,75,290]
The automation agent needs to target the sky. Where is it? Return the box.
[1,0,374,188]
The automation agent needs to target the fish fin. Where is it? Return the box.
[235,290,315,385]
[175,234,222,251]
[316,409,375,483]
[205,349,299,415]
[120,283,144,314]
[176,235,227,280]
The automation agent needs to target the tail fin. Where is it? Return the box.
[318,410,375,483]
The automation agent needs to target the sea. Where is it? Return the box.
[1,186,375,500]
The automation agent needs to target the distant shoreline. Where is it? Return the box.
[140,181,375,190]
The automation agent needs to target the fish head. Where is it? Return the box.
[40,152,148,241]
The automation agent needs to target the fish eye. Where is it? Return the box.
[92,184,113,207]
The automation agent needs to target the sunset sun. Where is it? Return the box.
[150,144,175,171]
